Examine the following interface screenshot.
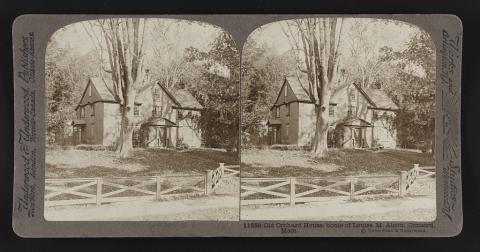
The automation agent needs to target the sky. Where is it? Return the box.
[49,18,225,59]
[247,17,428,57]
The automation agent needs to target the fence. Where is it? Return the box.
[241,164,435,206]
[45,163,239,207]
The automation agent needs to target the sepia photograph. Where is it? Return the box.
[44,18,240,221]
[240,18,436,221]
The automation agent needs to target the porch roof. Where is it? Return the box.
[71,119,86,126]
[145,117,178,127]
[341,118,372,127]
[267,119,282,126]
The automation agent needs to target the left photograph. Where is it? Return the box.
[44,18,240,221]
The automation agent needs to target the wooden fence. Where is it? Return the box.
[45,163,239,207]
[241,164,435,206]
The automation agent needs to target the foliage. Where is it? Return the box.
[280,18,345,156]
[45,38,76,144]
[380,31,436,150]
[185,32,240,151]
[241,39,296,144]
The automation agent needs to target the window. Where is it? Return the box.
[90,104,95,116]
[134,104,140,116]
[177,110,183,120]
[80,107,85,118]
[89,85,92,97]
[286,104,290,116]
[284,86,288,97]
[153,105,160,116]
[347,105,357,116]
[275,107,280,118]
[329,105,335,116]
[350,90,356,101]
[372,111,378,120]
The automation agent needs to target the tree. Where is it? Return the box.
[380,31,436,153]
[241,38,296,145]
[45,37,76,144]
[281,18,344,156]
[344,20,384,89]
[82,18,149,157]
[185,32,240,152]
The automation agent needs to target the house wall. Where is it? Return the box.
[372,109,397,148]
[103,103,122,147]
[271,81,303,145]
[176,110,202,148]
[330,85,375,148]
[75,102,104,145]
[297,103,316,147]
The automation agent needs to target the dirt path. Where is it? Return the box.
[241,195,436,221]
[45,194,239,221]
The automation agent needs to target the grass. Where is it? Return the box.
[241,148,435,178]
[46,147,238,179]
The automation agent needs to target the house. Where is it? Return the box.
[267,77,398,149]
[72,77,203,148]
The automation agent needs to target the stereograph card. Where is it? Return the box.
[12,14,462,237]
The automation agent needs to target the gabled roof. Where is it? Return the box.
[170,88,204,110]
[284,77,312,102]
[330,82,399,110]
[88,77,116,101]
[154,83,203,110]
[340,118,373,127]
[76,77,117,109]
[363,88,399,110]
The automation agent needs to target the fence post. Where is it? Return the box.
[414,163,419,178]
[350,177,356,201]
[205,170,213,195]
[219,163,225,178]
[398,171,407,196]
[290,177,296,206]
[156,176,163,201]
[96,178,103,206]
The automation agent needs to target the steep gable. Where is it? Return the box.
[363,88,399,110]
[273,77,313,108]
[170,89,203,110]
[330,82,398,110]
[76,77,117,110]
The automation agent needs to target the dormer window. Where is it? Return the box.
[89,85,92,97]
[152,105,161,117]
[347,105,356,117]
[80,107,85,118]
[284,86,288,97]
[350,90,356,102]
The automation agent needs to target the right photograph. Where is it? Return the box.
[240,18,436,221]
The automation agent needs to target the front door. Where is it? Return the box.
[271,126,281,144]
[156,127,168,147]
[74,126,86,145]
[352,128,364,148]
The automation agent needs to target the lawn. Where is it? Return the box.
[241,148,435,178]
[46,147,238,179]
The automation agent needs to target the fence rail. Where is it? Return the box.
[45,163,239,207]
[241,164,435,206]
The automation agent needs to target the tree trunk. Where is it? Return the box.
[117,91,137,158]
[312,105,329,156]
[117,108,135,158]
